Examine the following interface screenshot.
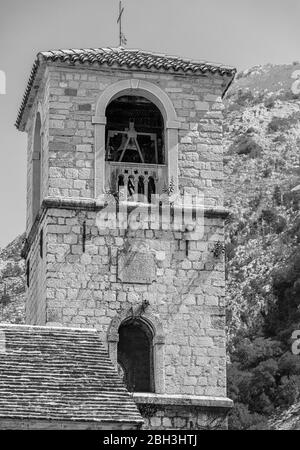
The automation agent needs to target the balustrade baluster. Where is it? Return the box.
[107,162,164,204]
[123,174,129,200]
[144,176,149,203]
[133,174,139,196]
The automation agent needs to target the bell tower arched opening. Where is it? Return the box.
[105,95,166,203]
[106,95,164,164]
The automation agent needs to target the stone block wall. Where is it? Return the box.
[133,393,232,430]
[26,214,47,325]
[26,66,227,211]
[30,206,228,398]
[138,405,228,430]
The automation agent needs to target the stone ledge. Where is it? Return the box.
[43,197,229,219]
[43,196,98,211]
[22,196,228,258]
[132,393,233,409]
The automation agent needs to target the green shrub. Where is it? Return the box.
[273,186,282,206]
[262,167,272,178]
[273,134,286,144]
[275,375,300,407]
[268,113,300,133]
[246,126,257,134]
[228,403,269,430]
[227,363,253,404]
[233,136,263,158]
[0,292,10,306]
[279,89,300,101]
[248,359,279,414]
[1,263,23,279]
[237,89,255,106]
[283,190,300,211]
[266,252,300,335]
[264,97,275,109]
[235,71,244,80]
[278,352,300,377]
[268,117,288,133]
[232,338,282,369]
[260,209,287,234]
[225,242,236,261]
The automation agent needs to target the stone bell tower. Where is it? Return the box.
[18,47,235,429]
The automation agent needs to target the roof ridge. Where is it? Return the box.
[15,46,236,130]
[37,46,236,70]
[0,323,97,333]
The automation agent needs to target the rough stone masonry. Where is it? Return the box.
[18,48,236,429]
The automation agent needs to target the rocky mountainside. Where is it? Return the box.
[224,63,300,340]
[269,402,300,430]
[0,62,300,429]
[223,63,300,429]
[0,234,25,324]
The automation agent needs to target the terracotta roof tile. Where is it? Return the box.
[15,47,236,130]
[38,47,236,75]
[0,323,142,424]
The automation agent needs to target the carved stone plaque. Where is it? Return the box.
[117,251,156,284]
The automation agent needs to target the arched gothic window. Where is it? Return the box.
[117,318,154,393]
[32,113,42,221]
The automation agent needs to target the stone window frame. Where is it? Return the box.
[107,308,166,394]
[118,318,155,393]
[92,79,180,199]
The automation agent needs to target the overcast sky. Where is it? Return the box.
[0,0,299,248]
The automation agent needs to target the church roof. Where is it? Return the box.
[15,47,236,130]
[37,47,236,75]
[0,323,143,425]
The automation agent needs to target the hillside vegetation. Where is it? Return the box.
[0,234,25,324]
[224,63,300,429]
[0,63,300,429]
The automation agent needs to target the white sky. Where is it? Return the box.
[0,0,299,247]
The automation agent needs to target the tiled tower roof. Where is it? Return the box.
[38,47,236,75]
[16,47,236,130]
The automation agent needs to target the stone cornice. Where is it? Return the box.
[21,206,47,259]
[132,393,233,410]
[42,197,229,217]
[21,197,229,259]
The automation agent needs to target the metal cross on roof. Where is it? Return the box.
[117,1,127,46]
